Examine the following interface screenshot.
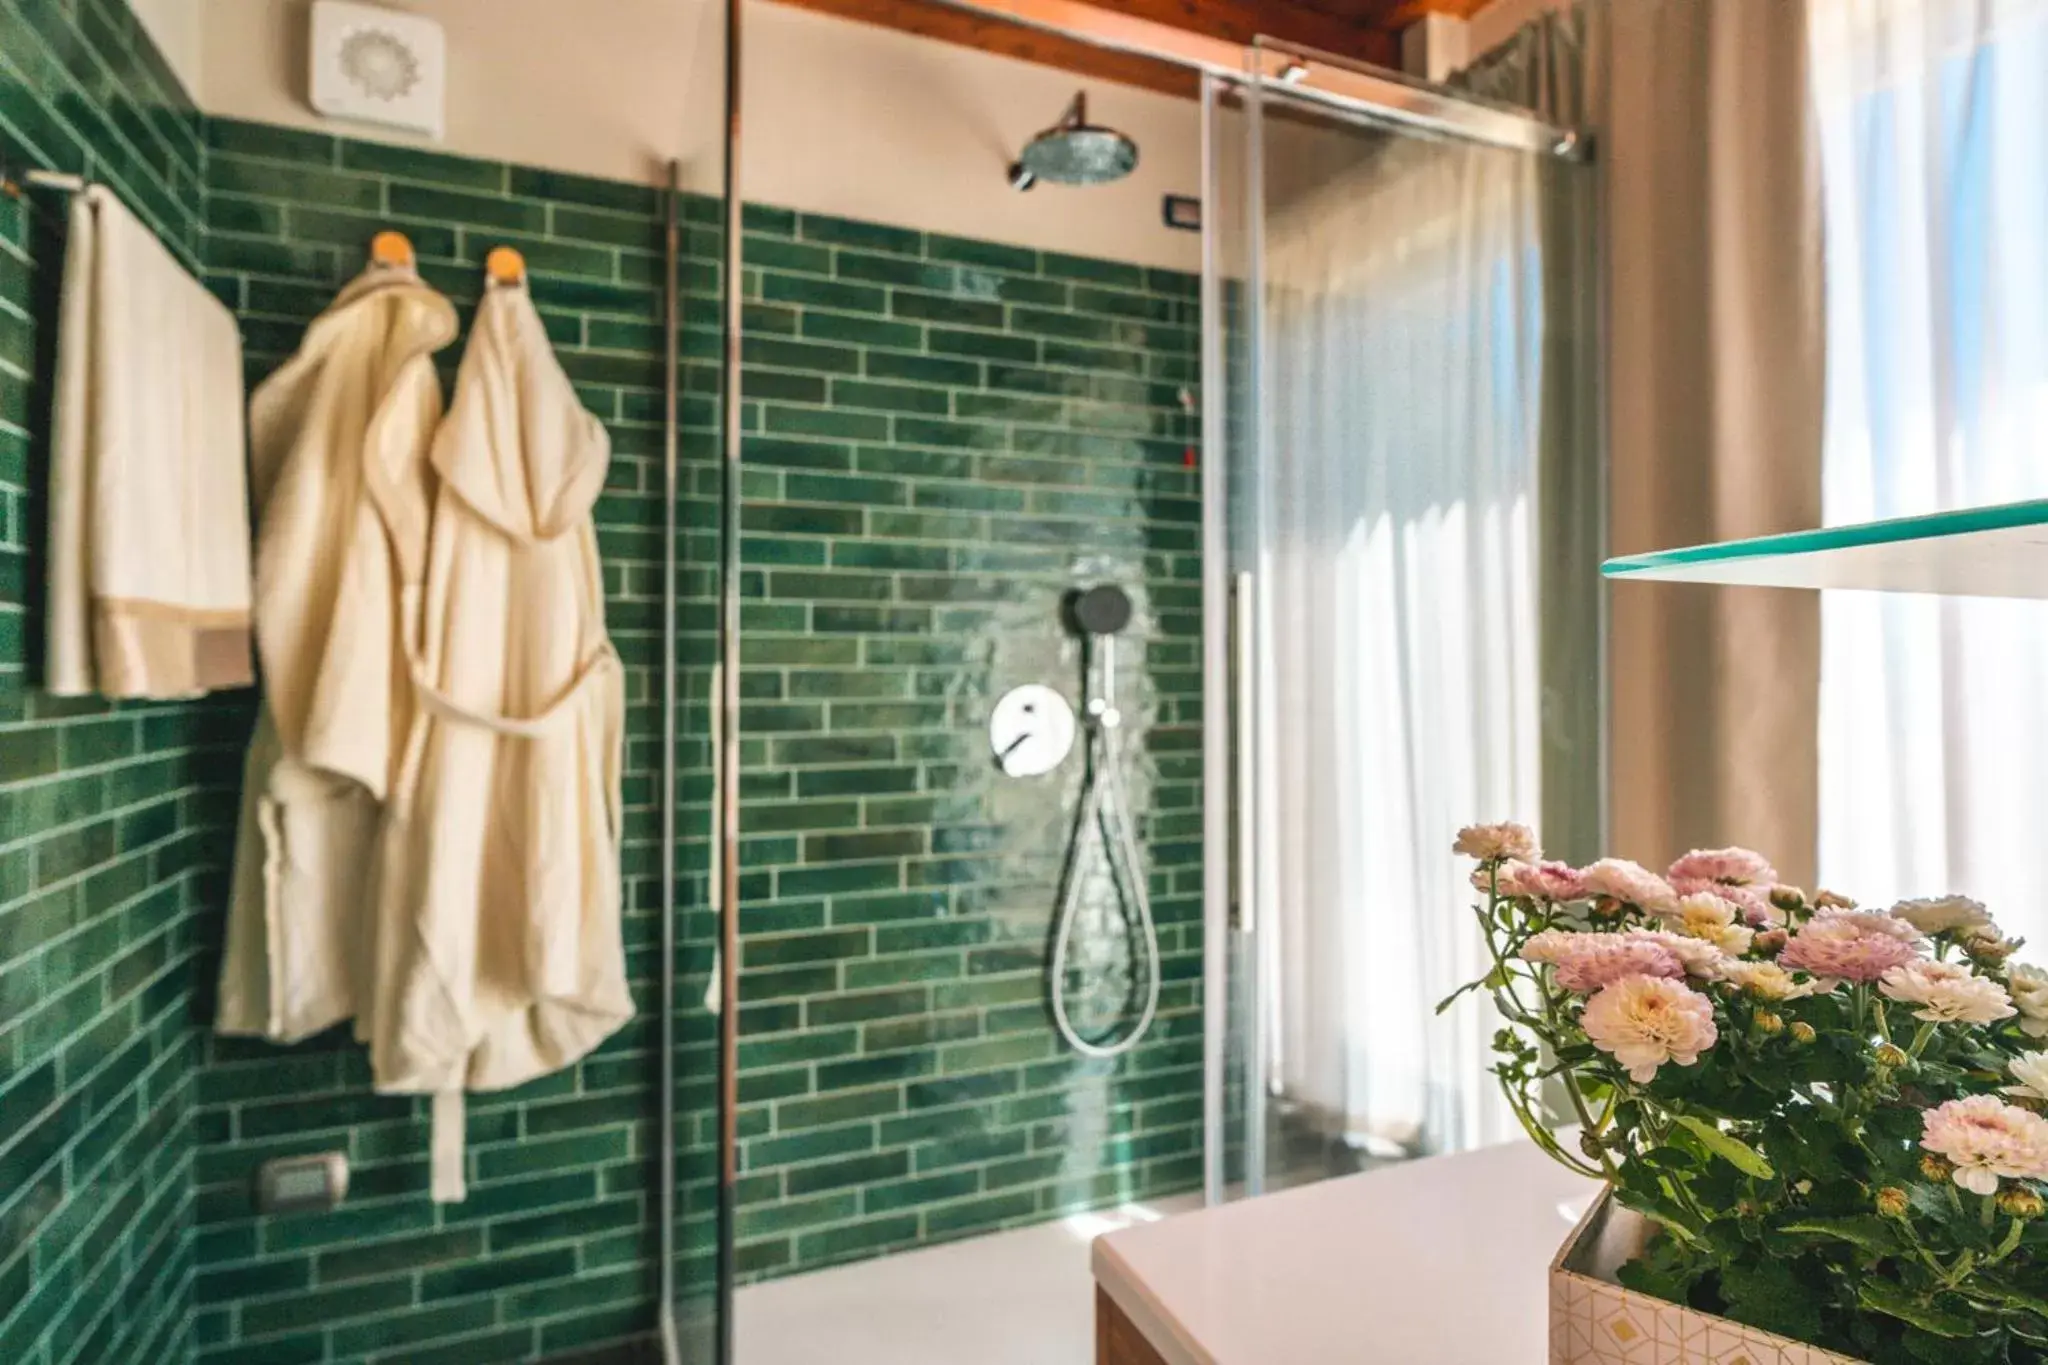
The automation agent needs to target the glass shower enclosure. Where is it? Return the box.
[1196,45,1603,1201]
[695,12,1605,1357]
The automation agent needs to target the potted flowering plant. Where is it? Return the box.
[1450,822,2048,1365]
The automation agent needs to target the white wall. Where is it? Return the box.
[193,0,1202,270]
[127,0,204,94]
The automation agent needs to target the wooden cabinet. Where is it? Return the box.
[1097,1287,1172,1365]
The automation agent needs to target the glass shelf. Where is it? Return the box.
[1601,499,2048,598]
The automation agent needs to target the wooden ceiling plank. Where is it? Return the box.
[1106,0,1401,64]
[763,0,1403,98]
[1370,0,1495,27]
[770,0,1200,97]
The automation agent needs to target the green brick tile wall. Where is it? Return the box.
[190,115,1205,1348]
[192,119,723,1365]
[5,24,1202,1350]
[723,209,1206,1281]
[0,3,223,1364]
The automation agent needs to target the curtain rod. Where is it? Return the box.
[913,0,1587,159]
[0,164,86,230]
[0,166,87,197]
[24,168,85,192]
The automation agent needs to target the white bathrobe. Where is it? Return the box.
[371,279,630,1202]
[215,266,457,1044]
[47,185,252,698]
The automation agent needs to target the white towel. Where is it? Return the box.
[47,185,252,699]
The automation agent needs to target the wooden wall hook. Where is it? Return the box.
[485,246,526,286]
[370,230,415,268]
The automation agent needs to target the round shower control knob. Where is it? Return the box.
[989,685,1077,778]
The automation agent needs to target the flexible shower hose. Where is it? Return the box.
[1048,712,1161,1059]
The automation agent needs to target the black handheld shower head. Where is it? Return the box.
[1071,584,1132,636]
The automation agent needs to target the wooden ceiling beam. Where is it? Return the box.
[761,0,1405,100]
[1365,0,1496,28]
[1095,0,1398,63]
[770,0,1201,97]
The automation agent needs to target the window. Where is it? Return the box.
[1813,0,2048,928]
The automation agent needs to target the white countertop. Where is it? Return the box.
[1093,1141,1600,1365]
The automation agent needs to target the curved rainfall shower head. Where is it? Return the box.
[1008,93,1139,191]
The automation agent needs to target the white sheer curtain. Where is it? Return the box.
[1257,130,1543,1156]
[1812,0,2048,934]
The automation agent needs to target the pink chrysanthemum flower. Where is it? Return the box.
[1889,895,1991,936]
[1518,929,1582,966]
[1720,959,1831,1001]
[1779,911,1925,983]
[2010,965,2048,1039]
[1662,892,1755,956]
[1580,975,1720,1083]
[1671,878,1780,927]
[1497,860,1587,902]
[2006,1052,2048,1104]
[1879,961,2016,1025]
[1920,1096,2048,1195]
[1668,847,1779,887]
[1453,822,1538,863]
[1545,936,1688,995]
[1578,858,1679,917]
[1625,929,1726,979]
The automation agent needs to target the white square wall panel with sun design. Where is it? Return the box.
[309,1,447,139]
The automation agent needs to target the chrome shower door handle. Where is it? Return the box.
[1232,571,1256,935]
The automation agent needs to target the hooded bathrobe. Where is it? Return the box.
[215,266,458,1044]
[371,279,630,1202]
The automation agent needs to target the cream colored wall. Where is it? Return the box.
[743,4,1198,270]
[1465,0,1570,59]
[194,0,1202,270]
[127,0,204,93]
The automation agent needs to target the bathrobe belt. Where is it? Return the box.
[393,586,623,1203]
[393,581,622,747]
[410,640,622,742]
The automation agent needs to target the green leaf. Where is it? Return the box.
[1636,1146,1702,1174]
[1433,978,1484,1015]
[1858,1278,1977,1338]
[1779,1216,1902,1256]
[1615,1187,1705,1246]
[1615,1254,1693,1308]
[1968,1275,2048,1324]
[1672,1114,1776,1180]
[1719,1256,1823,1343]
[1903,1325,2002,1365]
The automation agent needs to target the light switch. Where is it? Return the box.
[256,1152,349,1215]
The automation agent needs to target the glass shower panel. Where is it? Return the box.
[1199,73,1256,1201]
[730,9,1209,1358]
[672,6,732,1363]
[1217,78,1601,1197]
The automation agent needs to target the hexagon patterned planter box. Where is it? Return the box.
[1550,1190,1869,1365]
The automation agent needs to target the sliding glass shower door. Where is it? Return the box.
[1201,55,1602,1199]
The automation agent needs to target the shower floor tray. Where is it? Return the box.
[733,1195,1199,1364]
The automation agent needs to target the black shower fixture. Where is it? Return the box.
[1070,583,1134,636]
